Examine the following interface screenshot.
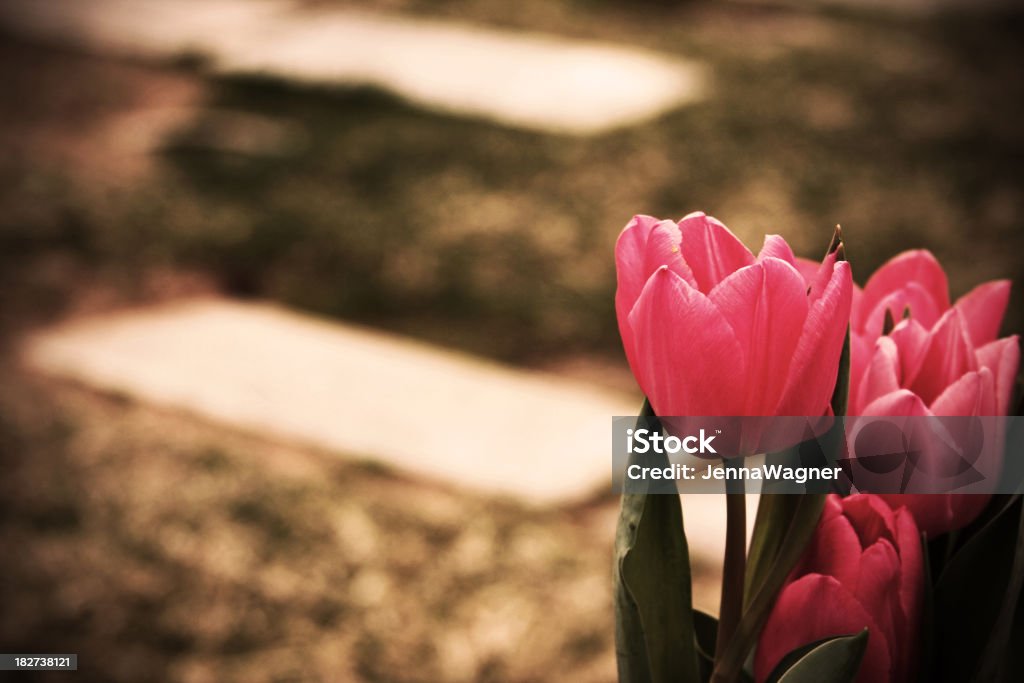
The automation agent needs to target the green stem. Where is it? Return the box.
[713,460,746,683]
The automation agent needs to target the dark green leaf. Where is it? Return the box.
[764,633,861,683]
[1004,596,1024,682]
[614,399,700,683]
[933,495,1022,682]
[744,494,804,606]
[768,630,868,683]
[976,495,1024,682]
[694,610,718,681]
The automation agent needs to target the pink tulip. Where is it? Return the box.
[615,212,852,421]
[849,250,1019,536]
[755,494,923,683]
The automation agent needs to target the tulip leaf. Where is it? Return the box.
[614,399,700,683]
[744,494,804,604]
[1004,602,1024,683]
[975,495,1024,682]
[763,630,868,683]
[694,610,718,681]
[933,495,1022,683]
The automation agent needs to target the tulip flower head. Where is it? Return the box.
[849,250,1020,535]
[615,212,852,421]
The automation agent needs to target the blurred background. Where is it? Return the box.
[1,0,1022,680]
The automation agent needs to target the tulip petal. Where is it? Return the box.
[929,369,990,416]
[885,493,991,538]
[861,283,943,340]
[976,335,1020,416]
[795,256,822,288]
[859,250,949,331]
[754,574,892,683]
[709,258,808,414]
[615,215,696,323]
[807,251,839,304]
[851,284,865,328]
[791,511,862,589]
[907,309,977,407]
[823,492,845,520]
[854,539,902,658]
[880,494,951,541]
[892,506,923,627]
[627,267,745,416]
[854,337,902,416]
[903,371,998,517]
[860,389,931,418]
[955,280,1010,346]
[842,494,898,549]
[615,216,698,372]
[850,331,872,411]
[891,506,923,663]
[678,211,755,294]
[888,318,930,390]
[858,526,921,683]
[775,260,853,416]
[615,215,665,313]
[758,234,798,268]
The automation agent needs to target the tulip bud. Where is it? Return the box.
[755,494,923,683]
